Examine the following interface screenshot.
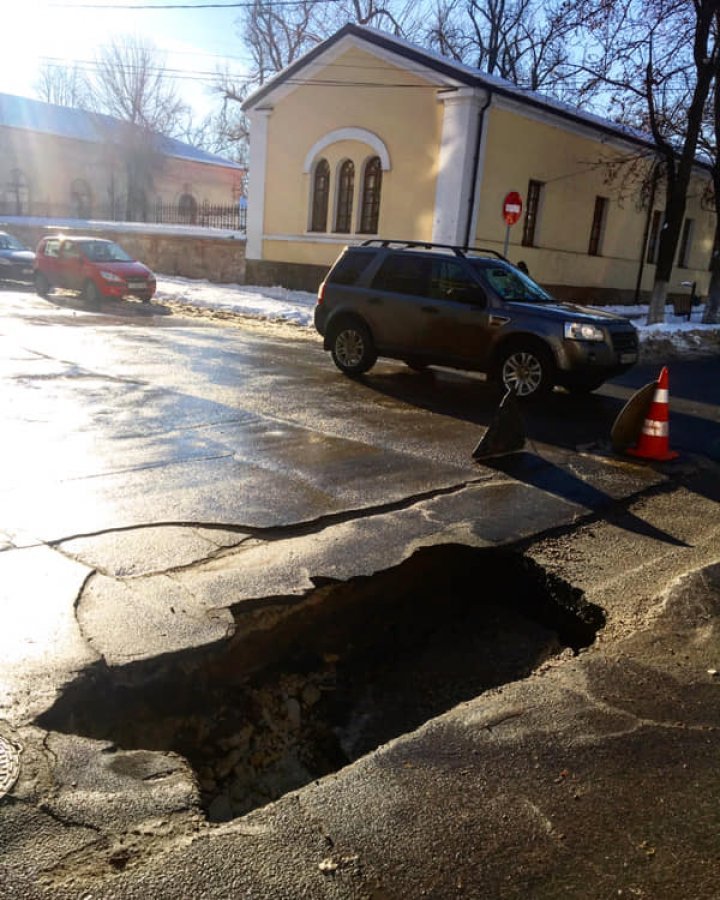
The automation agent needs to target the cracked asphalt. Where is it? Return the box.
[0,287,719,898]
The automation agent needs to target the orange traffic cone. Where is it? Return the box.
[626,366,679,461]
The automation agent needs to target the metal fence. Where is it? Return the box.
[153,200,246,232]
[0,200,247,233]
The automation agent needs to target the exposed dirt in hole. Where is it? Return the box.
[37,546,605,822]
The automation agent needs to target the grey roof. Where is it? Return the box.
[242,24,679,160]
[0,92,242,170]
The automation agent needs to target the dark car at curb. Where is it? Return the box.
[314,240,639,400]
[0,231,36,283]
[34,235,156,303]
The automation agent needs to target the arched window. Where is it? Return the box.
[6,169,29,215]
[70,179,92,218]
[179,192,198,224]
[310,159,330,232]
[334,160,355,234]
[127,187,148,222]
[359,156,382,234]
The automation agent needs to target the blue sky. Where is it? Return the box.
[1,0,250,119]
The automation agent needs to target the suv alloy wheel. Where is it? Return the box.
[329,319,377,375]
[497,343,555,399]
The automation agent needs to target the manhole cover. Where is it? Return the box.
[0,736,21,798]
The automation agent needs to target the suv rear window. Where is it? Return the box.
[371,253,482,304]
[371,253,431,295]
[327,250,375,286]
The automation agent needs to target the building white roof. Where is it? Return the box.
[0,92,242,170]
[243,23,703,164]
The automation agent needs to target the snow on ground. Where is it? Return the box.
[1,213,717,356]
[155,277,315,328]
[1,215,244,240]
[153,275,720,359]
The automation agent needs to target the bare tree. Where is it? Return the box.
[84,37,194,221]
[699,51,720,324]
[423,0,582,95]
[215,0,418,161]
[34,62,90,109]
[332,0,419,34]
[573,0,720,324]
[232,0,419,90]
[238,0,326,87]
[90,36,189,136]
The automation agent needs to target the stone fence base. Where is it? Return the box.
[1,221,246,284]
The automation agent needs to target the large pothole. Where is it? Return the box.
[37,545,604,821]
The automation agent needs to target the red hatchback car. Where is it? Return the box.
[34,235,156,303]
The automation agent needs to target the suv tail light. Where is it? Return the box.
[317,280,326,304]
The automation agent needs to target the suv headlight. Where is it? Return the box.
[100,271,123,283]
[564,321,605,342]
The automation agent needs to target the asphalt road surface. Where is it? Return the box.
[1,285,719,900]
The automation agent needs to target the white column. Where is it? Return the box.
[245,107,273,261]
[432,89,489,246]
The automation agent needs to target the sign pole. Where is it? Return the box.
[501,191,523,260]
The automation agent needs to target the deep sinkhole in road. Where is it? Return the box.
[38,545,605,822]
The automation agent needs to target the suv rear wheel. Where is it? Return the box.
[496,343,555,399]
[329,319,377,376]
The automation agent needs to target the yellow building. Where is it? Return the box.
[242,24,713,302]
[0,92,243,223]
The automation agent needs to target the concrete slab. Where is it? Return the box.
[0,546,96,720]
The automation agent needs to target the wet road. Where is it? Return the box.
[2,287,720,900]
[1,286,718,547]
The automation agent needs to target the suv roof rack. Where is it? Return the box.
[359,239,507,261]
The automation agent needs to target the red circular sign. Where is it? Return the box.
[502,191,523,226]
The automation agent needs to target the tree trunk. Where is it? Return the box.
[703,250,720,324]
[647,214,681,324]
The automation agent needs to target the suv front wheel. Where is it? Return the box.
[496,343,555,399]
[329,318,377,376]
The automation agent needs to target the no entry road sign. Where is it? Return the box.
[503,191,523,226]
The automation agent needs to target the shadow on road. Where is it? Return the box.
[359,366,702,548]
[357,365,626,450]
[480,451,690,548]
[41,290,173,318]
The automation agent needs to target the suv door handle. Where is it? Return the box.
[421,306,439,314]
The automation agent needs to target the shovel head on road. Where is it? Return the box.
[472,387,526,460]
[610,381,657,453]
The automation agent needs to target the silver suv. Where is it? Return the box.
[314,240,639,399]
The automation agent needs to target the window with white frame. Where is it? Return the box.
[588,196,608,256]
[358,156,382,234]
[179,192,198,224]
[522,179,543,247]
[309,158,330,232]
[677,217,694,268]
[5,169,29,215]
[334,160,355,234]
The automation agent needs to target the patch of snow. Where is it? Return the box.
[0,215,245,240]
[153,275,720,358]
